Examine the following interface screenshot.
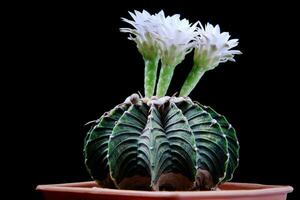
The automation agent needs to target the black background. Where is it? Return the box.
[7,1,299,199]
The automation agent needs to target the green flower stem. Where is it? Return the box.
[144,58,159,98]
[156,64,174,97]
[179,65,205,97]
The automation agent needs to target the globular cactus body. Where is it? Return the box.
[84,94,239,191]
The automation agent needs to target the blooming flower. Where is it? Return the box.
[151,11,198,97]
[120,10,160,61]
[180,23,241,97]
[194,23,242,71]
[152,11,198,66]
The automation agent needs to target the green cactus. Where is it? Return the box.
[84,10,241,191]
[84,94,239,191]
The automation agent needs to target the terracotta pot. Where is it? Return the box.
[36,181,293,200]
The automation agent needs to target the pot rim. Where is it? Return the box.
[36,181,293,198]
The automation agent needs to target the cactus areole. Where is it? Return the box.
[84,10,241,191]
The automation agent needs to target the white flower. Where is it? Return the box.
[120,10,160,61]
[194,23,241,71]
[152,11,198,66]
[120,10,198,66]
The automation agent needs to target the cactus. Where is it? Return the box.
[84,10,241,191]
[84,94,239,190]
